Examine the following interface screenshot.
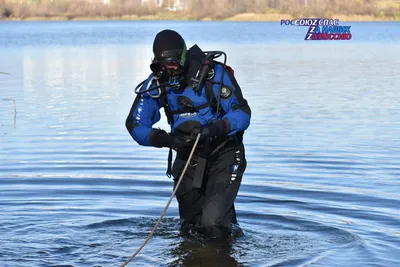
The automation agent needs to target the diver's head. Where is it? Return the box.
[150,29,188,88]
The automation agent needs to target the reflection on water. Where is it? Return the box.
[0,21,400,267]
[169,237,241,267]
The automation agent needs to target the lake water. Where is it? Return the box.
[0,21,399,267]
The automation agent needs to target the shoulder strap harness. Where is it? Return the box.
[162,62,233,177]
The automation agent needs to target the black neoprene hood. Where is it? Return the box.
[152,29,187,63]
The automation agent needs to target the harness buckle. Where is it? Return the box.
[190,158,198,167]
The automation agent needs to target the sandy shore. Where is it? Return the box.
[224,13,400,22]
[1,12,399,22]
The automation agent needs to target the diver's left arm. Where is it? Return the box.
[216,67,251,136]
[190,66,251,141]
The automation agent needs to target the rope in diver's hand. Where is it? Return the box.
[120,133,201,267]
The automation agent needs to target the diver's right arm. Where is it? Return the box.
[125,77,173,148]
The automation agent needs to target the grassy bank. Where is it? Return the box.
[1,0,400,22]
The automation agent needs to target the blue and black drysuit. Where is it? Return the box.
[126,62,251,238]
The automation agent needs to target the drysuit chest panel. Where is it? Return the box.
[166,84,214,131]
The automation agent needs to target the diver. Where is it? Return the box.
[125,29,251,240]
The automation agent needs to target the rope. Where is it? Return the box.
[120,133,201,267]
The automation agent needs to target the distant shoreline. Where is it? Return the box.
[1,12,399,22]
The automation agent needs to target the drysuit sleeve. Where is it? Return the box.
[212,65,251,136]
[125,76,163,146]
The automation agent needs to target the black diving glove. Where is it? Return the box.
[149,129,173,148]
[190,119,229,143]
[150,129,193,152]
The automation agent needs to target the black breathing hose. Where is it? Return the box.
[134,50,228,122]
